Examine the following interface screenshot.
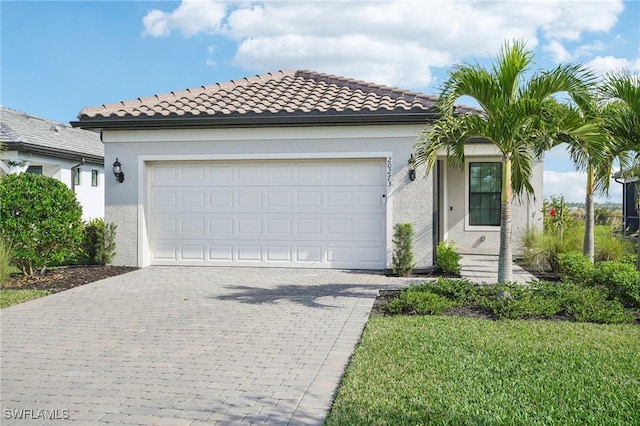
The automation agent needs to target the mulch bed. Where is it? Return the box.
[2,265,138,294]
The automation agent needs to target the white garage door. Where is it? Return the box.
[148,159,387,269]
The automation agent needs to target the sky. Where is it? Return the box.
[2,0,639,203]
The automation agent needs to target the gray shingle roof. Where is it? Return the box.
[74,70,477,130]
[1,106,103,162]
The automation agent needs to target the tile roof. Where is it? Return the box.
[1,106,103,160]
[77,70,471,125]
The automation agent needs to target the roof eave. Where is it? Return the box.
[71,111,439,131]
[5,142,104,165]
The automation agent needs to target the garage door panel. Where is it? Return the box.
[151,214,385,241]
[150,241,386,268]
[148,159,387,268]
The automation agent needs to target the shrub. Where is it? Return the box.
[81,218,117,265]
[0,238,13,285]
[387,289,455,315]
[0,173,83,274]
[436,240,461,275]
[592,261,640,308]
[478,283,562,320]
[392,223,415,276]
[557,252,594,284]
[412,277,479,305]
[560,285,634,324]
[385,279,635,324]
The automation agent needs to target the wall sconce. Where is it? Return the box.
[112,158,125,183]
[408,154,416,181]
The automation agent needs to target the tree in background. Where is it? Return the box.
[415,40,596,282]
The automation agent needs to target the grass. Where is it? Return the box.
[326,316,640,426]
[0,289,50,308]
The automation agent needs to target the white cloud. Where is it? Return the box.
[544,171,623,203]
[574,41,605,58]
[142,0,227,37]
[141,0,627,89]
[540,0,623,41]
[585,55,640,76]
[544,40,572,62]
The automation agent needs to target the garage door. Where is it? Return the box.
[148,159,387,268]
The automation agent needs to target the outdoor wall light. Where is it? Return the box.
[112,158,125,183]
[408,154,417,181]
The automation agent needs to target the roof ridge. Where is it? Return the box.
[1,105,69,126]
[293,70,437,103]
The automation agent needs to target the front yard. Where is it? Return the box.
[326,315,640,425]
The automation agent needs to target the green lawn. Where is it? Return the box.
[326,316,640,425]
[0,289,50,308]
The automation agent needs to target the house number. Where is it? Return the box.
[387,157,392,187]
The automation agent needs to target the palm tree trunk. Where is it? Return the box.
[583,162,595,262]
[498,156,513,283]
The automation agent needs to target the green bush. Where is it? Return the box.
[387,289,455,315]
[385,278,635,324]
[557,251,595,284]
[0,238,13,285]
[560,284,634,324]
[478,283,562,320]
[392,223,415,276]
[436,240,461,275]
[592,261,640,308]
[81,218,117,265]
[0,174,83,274]
[412,277,479,305]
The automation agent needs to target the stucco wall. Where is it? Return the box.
[441,157,543,255]
[102,125,434,269]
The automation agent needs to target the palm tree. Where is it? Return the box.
[548,96,612,263]
[600,70,640,270]
[415,40,596,282]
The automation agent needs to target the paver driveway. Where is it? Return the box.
[1,267,415,425]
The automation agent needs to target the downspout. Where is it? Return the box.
[71,158,85,193]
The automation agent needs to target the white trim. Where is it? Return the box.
[137,152,393,269]
[464,157,502,232]
[138,152,392,162]
[102,125,423,143]
[442,160,448,241]
[385,156,393,267]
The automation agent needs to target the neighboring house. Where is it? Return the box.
[614,171,639,232]
[0,106,105,220]
[72,70,542,270]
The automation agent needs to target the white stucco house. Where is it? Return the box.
[1,106,105,220]
[72,70,542,270]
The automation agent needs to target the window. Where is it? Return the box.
[469,162,501,226]
[91,169,99,187]
[73,168,81,186]
[26,165,43,175]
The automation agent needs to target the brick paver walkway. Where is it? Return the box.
[459,254,536,284]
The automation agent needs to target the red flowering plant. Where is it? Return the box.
[543,196,568,238]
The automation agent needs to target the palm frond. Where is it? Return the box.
[493,40,533,103]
